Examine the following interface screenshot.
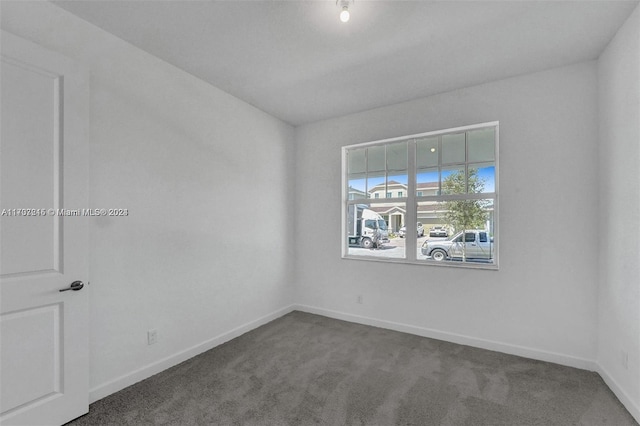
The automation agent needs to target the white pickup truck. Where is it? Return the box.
[421,230,493,261]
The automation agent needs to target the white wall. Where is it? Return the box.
[597,4,640,419]
[2,1,638,421]
[295,62,600,368]
[1,1,296,401]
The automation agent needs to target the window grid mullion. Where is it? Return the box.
[406,139,417,262]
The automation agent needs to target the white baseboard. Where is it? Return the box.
[89,304,296,403]
[597,364,640,423]
[295,304,640,423]
[294,304,597,371]
[89,303,639,425]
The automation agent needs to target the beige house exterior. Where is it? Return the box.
[348,181,442,232]
[348,180,493,234]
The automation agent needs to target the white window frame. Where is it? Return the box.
[341,121,499,269]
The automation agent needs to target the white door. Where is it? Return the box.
[0,31,89,426]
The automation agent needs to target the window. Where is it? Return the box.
[365,219,377,229]
[342,122,498,268]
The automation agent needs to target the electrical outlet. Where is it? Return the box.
[357,295,363,304]
[622,350,628,370]
[147,329,158,345]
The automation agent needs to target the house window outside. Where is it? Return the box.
[342,122,498,269]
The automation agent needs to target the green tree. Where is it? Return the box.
[440,169,489,260]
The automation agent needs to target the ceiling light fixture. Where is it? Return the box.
[340,6,350,23]
[337,0,352,23]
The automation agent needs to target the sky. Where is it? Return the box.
[349,165,496,196]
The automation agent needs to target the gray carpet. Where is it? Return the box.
[67,311,637,425]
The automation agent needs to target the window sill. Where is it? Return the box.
[342,254,499,270]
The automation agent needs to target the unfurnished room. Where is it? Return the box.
[0,1,639,425]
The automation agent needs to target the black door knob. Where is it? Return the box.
[59,281,84,292]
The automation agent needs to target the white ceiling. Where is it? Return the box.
[53,0,638,126]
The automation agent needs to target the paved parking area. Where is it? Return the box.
[347,235,495,265]
[347,236,445,259]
